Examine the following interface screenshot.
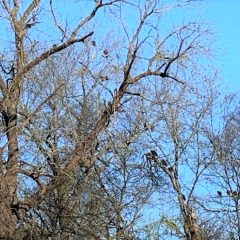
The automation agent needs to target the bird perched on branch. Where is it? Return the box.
[144,150,169,168]
[103,49,109,57]
[232,191,238,197]
[168,166,173,171]
[182,194,186,201]
[144,150,158,160]
[226,190,240,199]
[161,159,168,166]
[150,150,158,157]
[217,191,222,197]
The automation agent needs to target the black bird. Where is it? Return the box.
[226,190,231,196]
[160,72,167,78]
[150,150,158,157]
[145,152,154,160]
[232,191,238,197]
[168,166,173,171]
[143,122,148,130]
[145,151,157,161]
[217,191,222,197]
[103,49,109,57]
[91,40,96,46]
[161,159,168,166]
[182,194,186,201]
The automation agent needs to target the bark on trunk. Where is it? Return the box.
[0,176,18,239]
[0,107,19,239]
[182,205,202,240]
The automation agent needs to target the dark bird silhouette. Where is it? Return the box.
[150,150,158,157]
[227,190,233,197]
[91,40,96,46]
[168,166,173,171]
[232,191,238,197]
[161,159,168,166]
[182,194,186,201]
[143,122,149,130]
[160,72,167,78]
[217,191,222,197]
[145,153,154,160]
[103,49,109,57]
[26,22,35,29]
[99,75,109,81]
[145,150,158,161]
[226,190,240,199]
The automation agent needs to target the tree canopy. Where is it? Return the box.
[0,1,239,240]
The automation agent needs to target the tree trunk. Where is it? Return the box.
[182,205,202,240]
[0,107,19,239]
[0,176,18,239]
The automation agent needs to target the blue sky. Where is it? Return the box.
[10,0,238,94]
[203,0,240,92]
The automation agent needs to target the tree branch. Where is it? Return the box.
[11,31,94,90]
[20,0,41,23]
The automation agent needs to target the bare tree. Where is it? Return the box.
[0,0,213,239]
[141,75,218,239]
[202,96,240,240]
